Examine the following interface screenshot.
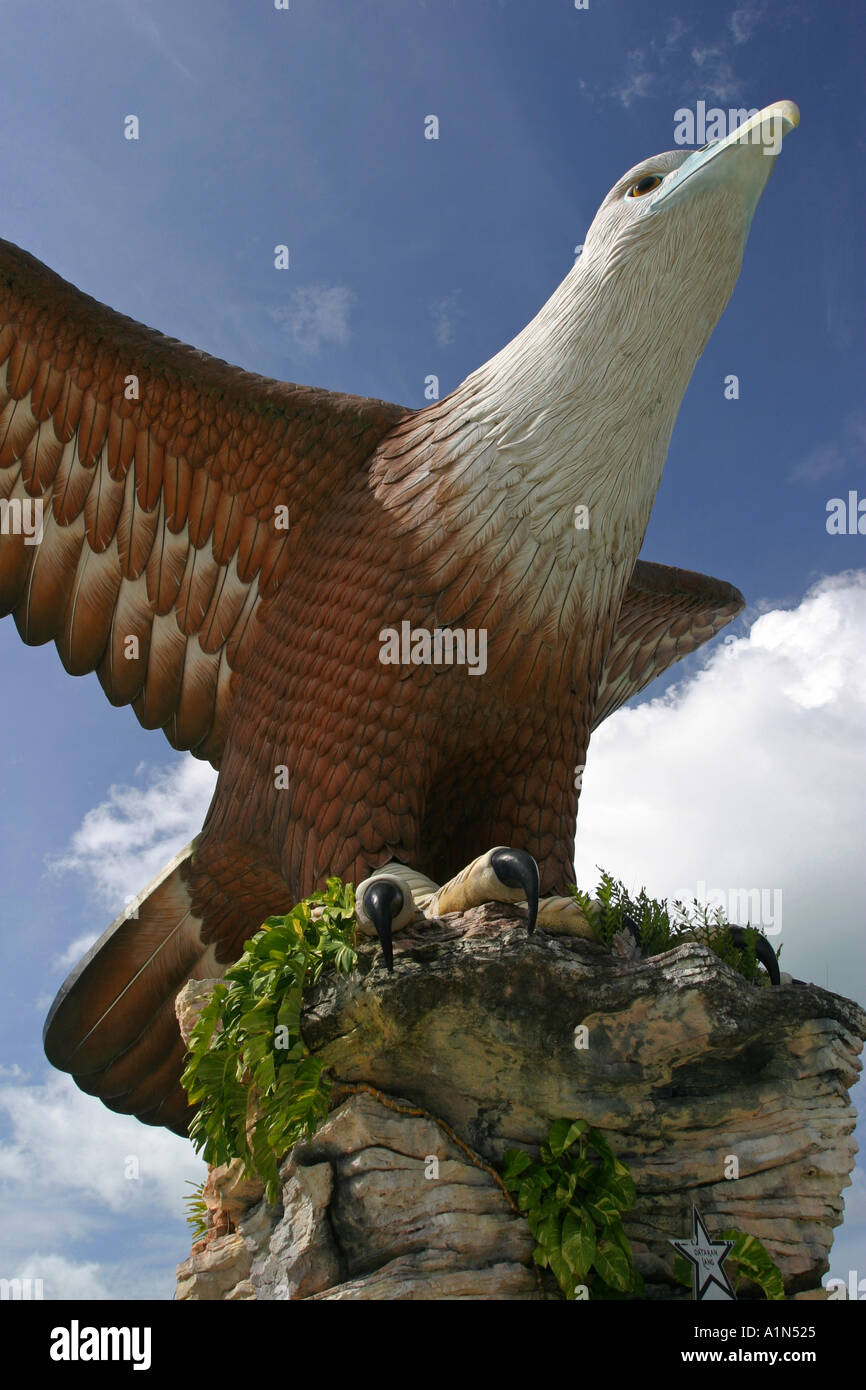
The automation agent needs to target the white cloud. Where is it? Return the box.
[662,18,688,52]
[0,1072,204,1214]
[614,54,653,109]
[432,291,462,348]
[610,16,742,110]
[0,1071,205,1297]
[575,570,866,1004]
[270,283,357,355]
[13,1253,113,1301]
[611,25,687,108]
[48,757,217,919]
[788,410,866,485]
[730,3,765,45]
[689,46,738,103]
[52,931,99,972]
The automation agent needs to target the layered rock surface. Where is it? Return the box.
[176,903,865,1300]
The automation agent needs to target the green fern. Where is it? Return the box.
[180,876,358,1203]
[569,870,779,984]
[182,1180,209,1239]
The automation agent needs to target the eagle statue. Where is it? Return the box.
[0,102,798,1134]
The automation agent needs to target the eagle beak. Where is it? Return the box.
[651,100,800,211]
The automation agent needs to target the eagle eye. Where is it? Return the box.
[627,174,663,198]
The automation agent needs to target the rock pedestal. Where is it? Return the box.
[176,904,865,1300]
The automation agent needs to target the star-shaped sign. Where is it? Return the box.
[671,1206,736,1301]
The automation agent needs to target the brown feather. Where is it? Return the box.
[187,465,220,547]
[97,575,152,705]
[16,509,86,645]
[0,392,38,468]
[134,431,164,512]
[164,452,192,531]
[136,611,188,727]
[58,542,121,675]
[84,463,125,552]
[116,468,159,579]
[106,412,137,480]
[53,375,83,443]
[20,421,62,496]
[6,336,40,398]
[76,393,110,466]
[145,509,188,615]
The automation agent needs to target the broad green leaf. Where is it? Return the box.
[548,1245,575,1297]
[555,1169,577,1204]
[535,1208,562,1255]
[517,1173,546,1212]
[601,1161,636,1209]
[568,1155,597,1186]
[502,1149,534,1185]
[721,1229,785,1300]
[548,1117,589,1158]
[592,1238,632,1292]
[586,1128,614,1162]
[585,1192,620,1226]
[562,1207,596,1279]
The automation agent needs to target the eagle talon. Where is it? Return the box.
[622,912,642,949]
[727,924,780,986]
[355,869,421,973]
[360,880,403,972]
[489,848,540,935]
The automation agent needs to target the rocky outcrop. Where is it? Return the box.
[177,1089,538,1300]
[176,903,866,1300]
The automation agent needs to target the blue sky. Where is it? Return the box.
[0,0,863,1299]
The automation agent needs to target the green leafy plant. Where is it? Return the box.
[570,870,780,984]
[182,1180,209,1239]
[674,1228,785,1300]
[180,876,358,1203]
[503,1117,644,1300]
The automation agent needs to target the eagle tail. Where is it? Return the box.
[43,840,221,1136]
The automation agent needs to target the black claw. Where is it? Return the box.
[728,925,781,986]
[490,848,540,935]
[622,912,642,949]
[362,880,404,973]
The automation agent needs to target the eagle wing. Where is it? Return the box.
[592,559,745,728]
[0,238,409,764]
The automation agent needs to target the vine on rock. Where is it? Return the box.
[181,876,357,1203]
